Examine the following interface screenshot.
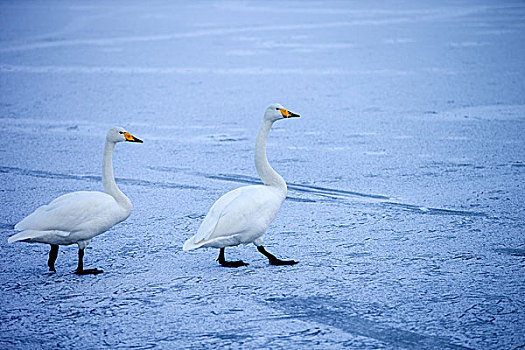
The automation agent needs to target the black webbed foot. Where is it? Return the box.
[268,258,299,266]
[217,248,249,268]
[218,260,249,268]
[75,268,104,275]
[257,246,298,266]
[75,248,103,275]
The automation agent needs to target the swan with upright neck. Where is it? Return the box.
[8,127,142,275]
[183,104,300,267]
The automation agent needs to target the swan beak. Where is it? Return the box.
[280,108,300,118]
[123,132,143,143]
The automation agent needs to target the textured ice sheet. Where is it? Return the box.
[1,1,524,349]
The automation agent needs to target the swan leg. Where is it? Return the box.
[217,248,249,268]
[75,248,103,275]
[48,244,59,272]
[257,246,298,266]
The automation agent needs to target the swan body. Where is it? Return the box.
[8,126,142,274]
[183,104,300,267]
[183,184,284,250]
[10,191,130,248]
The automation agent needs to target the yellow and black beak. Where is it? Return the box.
[280,108,300,118]
[122,132,143,143]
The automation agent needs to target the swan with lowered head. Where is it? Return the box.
[183,104,300,267]
[8,127,142,275]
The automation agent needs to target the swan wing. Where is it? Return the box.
[14,191,123,234]
[183,185,282,250]
[210,186,281,238]
[183,187,244,250]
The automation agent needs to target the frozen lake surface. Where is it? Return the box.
[1,1,524,349]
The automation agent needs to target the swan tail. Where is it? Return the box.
[8,230,43,243]
[182,238,206,251]
[183,214,222,251]
[183,218,223,251]
[8,229,69,244]
[183,234,245,251]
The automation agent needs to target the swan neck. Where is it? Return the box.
[255,120,287,195]
[102,141,131,210]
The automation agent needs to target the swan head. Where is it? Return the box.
[264,103,300,122]
[107,126,143,144]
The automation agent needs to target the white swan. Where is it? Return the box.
[8,127,143,275]
[183,104,300,267]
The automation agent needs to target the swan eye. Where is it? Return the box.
[275,108,279,110]
[119,131,124,134]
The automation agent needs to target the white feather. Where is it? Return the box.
[183,104,295,252]
[8,126,140,251]
[10,191,130,246]
[183,185,283,250]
